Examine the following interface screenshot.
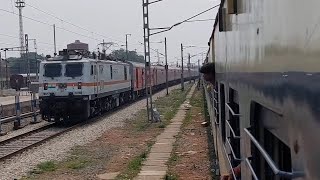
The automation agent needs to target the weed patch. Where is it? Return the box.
[31,161,57,174]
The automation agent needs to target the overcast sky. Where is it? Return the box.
[0,0,219,65]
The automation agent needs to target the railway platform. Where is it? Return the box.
[0,94,39,117]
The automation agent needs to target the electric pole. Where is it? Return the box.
[15,0,25,57]
[198,59,200,76]
[29,39,38,80]
[165,37,168,95]
[188,53,191,83]
[142,0,154,122]
[3,49,8,88]
[53,24,57,56]
[0,52,2,91]
[1,47,21,88]
[34,40,38,80]
[126,34,131,62]
[156,49,160,64]
[25,34,30,90]
[180,43,184,91]
[198,59,201,88]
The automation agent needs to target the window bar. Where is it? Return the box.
[226,138,242,161]
[226,103,241,116]
[213,98,219,104]
[223,142,238,180]
[245,157,259,180]
[244,128,305,179]
[226,120,240,139]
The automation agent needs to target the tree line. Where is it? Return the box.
[7,49,145,74]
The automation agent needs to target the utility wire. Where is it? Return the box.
[138,41,166,57]
[0,42,18,46]
[0,8,103,42]
[25,2,125,44]
[150,4,219,36]
[0,33,65,48]
[185,19,215,23]
[10,0,15,13]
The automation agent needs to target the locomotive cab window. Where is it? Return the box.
[44,63,62,78]
[65,63,83,77]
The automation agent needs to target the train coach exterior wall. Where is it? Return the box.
[203,81,230,176]
[208,0,320,179]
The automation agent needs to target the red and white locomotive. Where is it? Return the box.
[39,41,198,122]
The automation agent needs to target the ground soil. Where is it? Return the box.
[167,89,212,180]
[21,86,192,180]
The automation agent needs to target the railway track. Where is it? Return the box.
[0,123,76,161]
[0,85,182,162]
[0,111,40,124]
[0,97,136,161]
[0,96,141,161]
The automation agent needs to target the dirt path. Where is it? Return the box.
[166,88,212,180]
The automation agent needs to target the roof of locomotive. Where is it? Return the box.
[127,61,145,67]
[42,57,130,66]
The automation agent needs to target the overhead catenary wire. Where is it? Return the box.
[1,2,210,59]
[0,33,67,48]
[150,4,219,36]
[10,0,15,13]
[0,4,145,51]
[185,19,215,23]
[25,2,125,44]
[0,42,19,46]
[0,8,104,42]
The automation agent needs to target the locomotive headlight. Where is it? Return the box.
[78,82,82,89]
[44,83,48,90]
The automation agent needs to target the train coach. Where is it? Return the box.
[39,41,198,122]
[203,0,320,179]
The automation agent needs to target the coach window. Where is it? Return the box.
[124,66,128,80]
[110,65,113,79]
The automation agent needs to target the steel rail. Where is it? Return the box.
[0,110,40,124]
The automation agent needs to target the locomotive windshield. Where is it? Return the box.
[65,63,83,77]
[44,64,62,77]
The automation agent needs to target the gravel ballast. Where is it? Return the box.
[0,85,183,180]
